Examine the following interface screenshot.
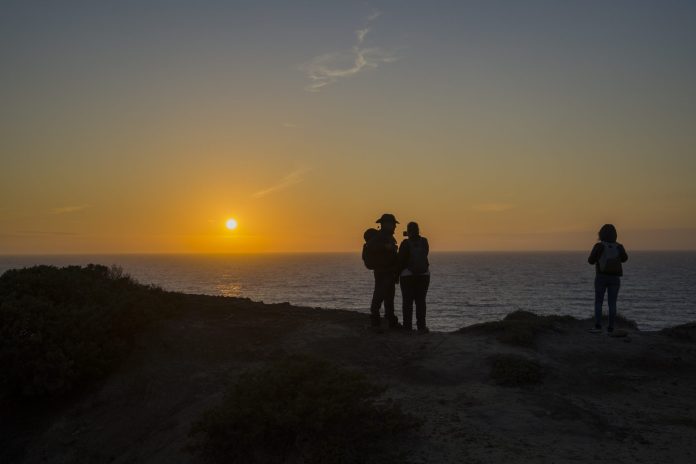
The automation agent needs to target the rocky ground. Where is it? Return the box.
[4,294,696,463]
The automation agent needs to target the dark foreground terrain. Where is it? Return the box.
[2,266,696,463]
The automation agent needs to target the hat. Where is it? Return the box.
[376,213,399,224]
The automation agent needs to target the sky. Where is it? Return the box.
[1,0,695,253]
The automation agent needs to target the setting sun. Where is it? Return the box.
[226,218,238,231]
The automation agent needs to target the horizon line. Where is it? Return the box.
[2,248,696,257]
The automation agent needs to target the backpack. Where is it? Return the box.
[362,228,379,270]
[598,242,621,274]
[407,238,429,274]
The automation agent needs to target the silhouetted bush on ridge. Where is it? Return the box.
[459,310,637,348]
[188,355,420,464]
[0,264,181,400]
[459,310,576,348]
[660,322,696,342]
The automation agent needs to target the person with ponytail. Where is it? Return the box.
[588,224,628,333]
[398,222,431,333]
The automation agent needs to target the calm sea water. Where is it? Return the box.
[1,252,695,331]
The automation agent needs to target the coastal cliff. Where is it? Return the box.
[2,266,695,463]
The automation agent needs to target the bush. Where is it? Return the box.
[660,322,696,343]
[460,310,576,348]
[188,355,419,464]
[0,264,181,400]
[489,354,544,386]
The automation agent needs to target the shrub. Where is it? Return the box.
[489,354,544,386]
[460,310,576,348]
[0,264,181,400]
[660,322,696,343]
[188,355,420,464]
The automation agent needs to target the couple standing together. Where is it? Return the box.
[362,213,430,333]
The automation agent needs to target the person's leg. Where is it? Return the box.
[384,273,398,327]
[370,272,385,326]
[607,277,621,331]
[594,275,607,328]
[415,275,430,330]
[400,276,414,330]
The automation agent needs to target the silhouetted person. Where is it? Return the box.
[588,224,628,333]
[398,222,430,333]
[364,213,400,331]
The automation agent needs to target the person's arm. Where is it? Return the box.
[588,243,601,264]
[619,244,628,263]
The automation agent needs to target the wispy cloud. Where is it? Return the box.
[50,204,90,215]
[366,10,381,22]
[472,203,515,213]
[303,11,397,92]
[252,169,310,199]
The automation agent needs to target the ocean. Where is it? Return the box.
[1,252,695,331]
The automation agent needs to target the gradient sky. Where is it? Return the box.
[2,0,695,253]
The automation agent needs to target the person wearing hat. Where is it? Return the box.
[365,213,401,330]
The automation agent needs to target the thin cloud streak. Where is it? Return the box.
[366,10,381,22]
[304,11,397,92]
[356,28,368,43]
[252,169,310,199]
[50,205,90,214]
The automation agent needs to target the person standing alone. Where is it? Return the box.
[364,213,401,331]
[398,222,430,333]
[588,224,628,333]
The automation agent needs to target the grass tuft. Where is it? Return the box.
[188,355,420,464]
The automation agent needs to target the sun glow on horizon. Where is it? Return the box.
[226,218,238,230]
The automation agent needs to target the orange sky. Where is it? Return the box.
[2,2,695,253]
